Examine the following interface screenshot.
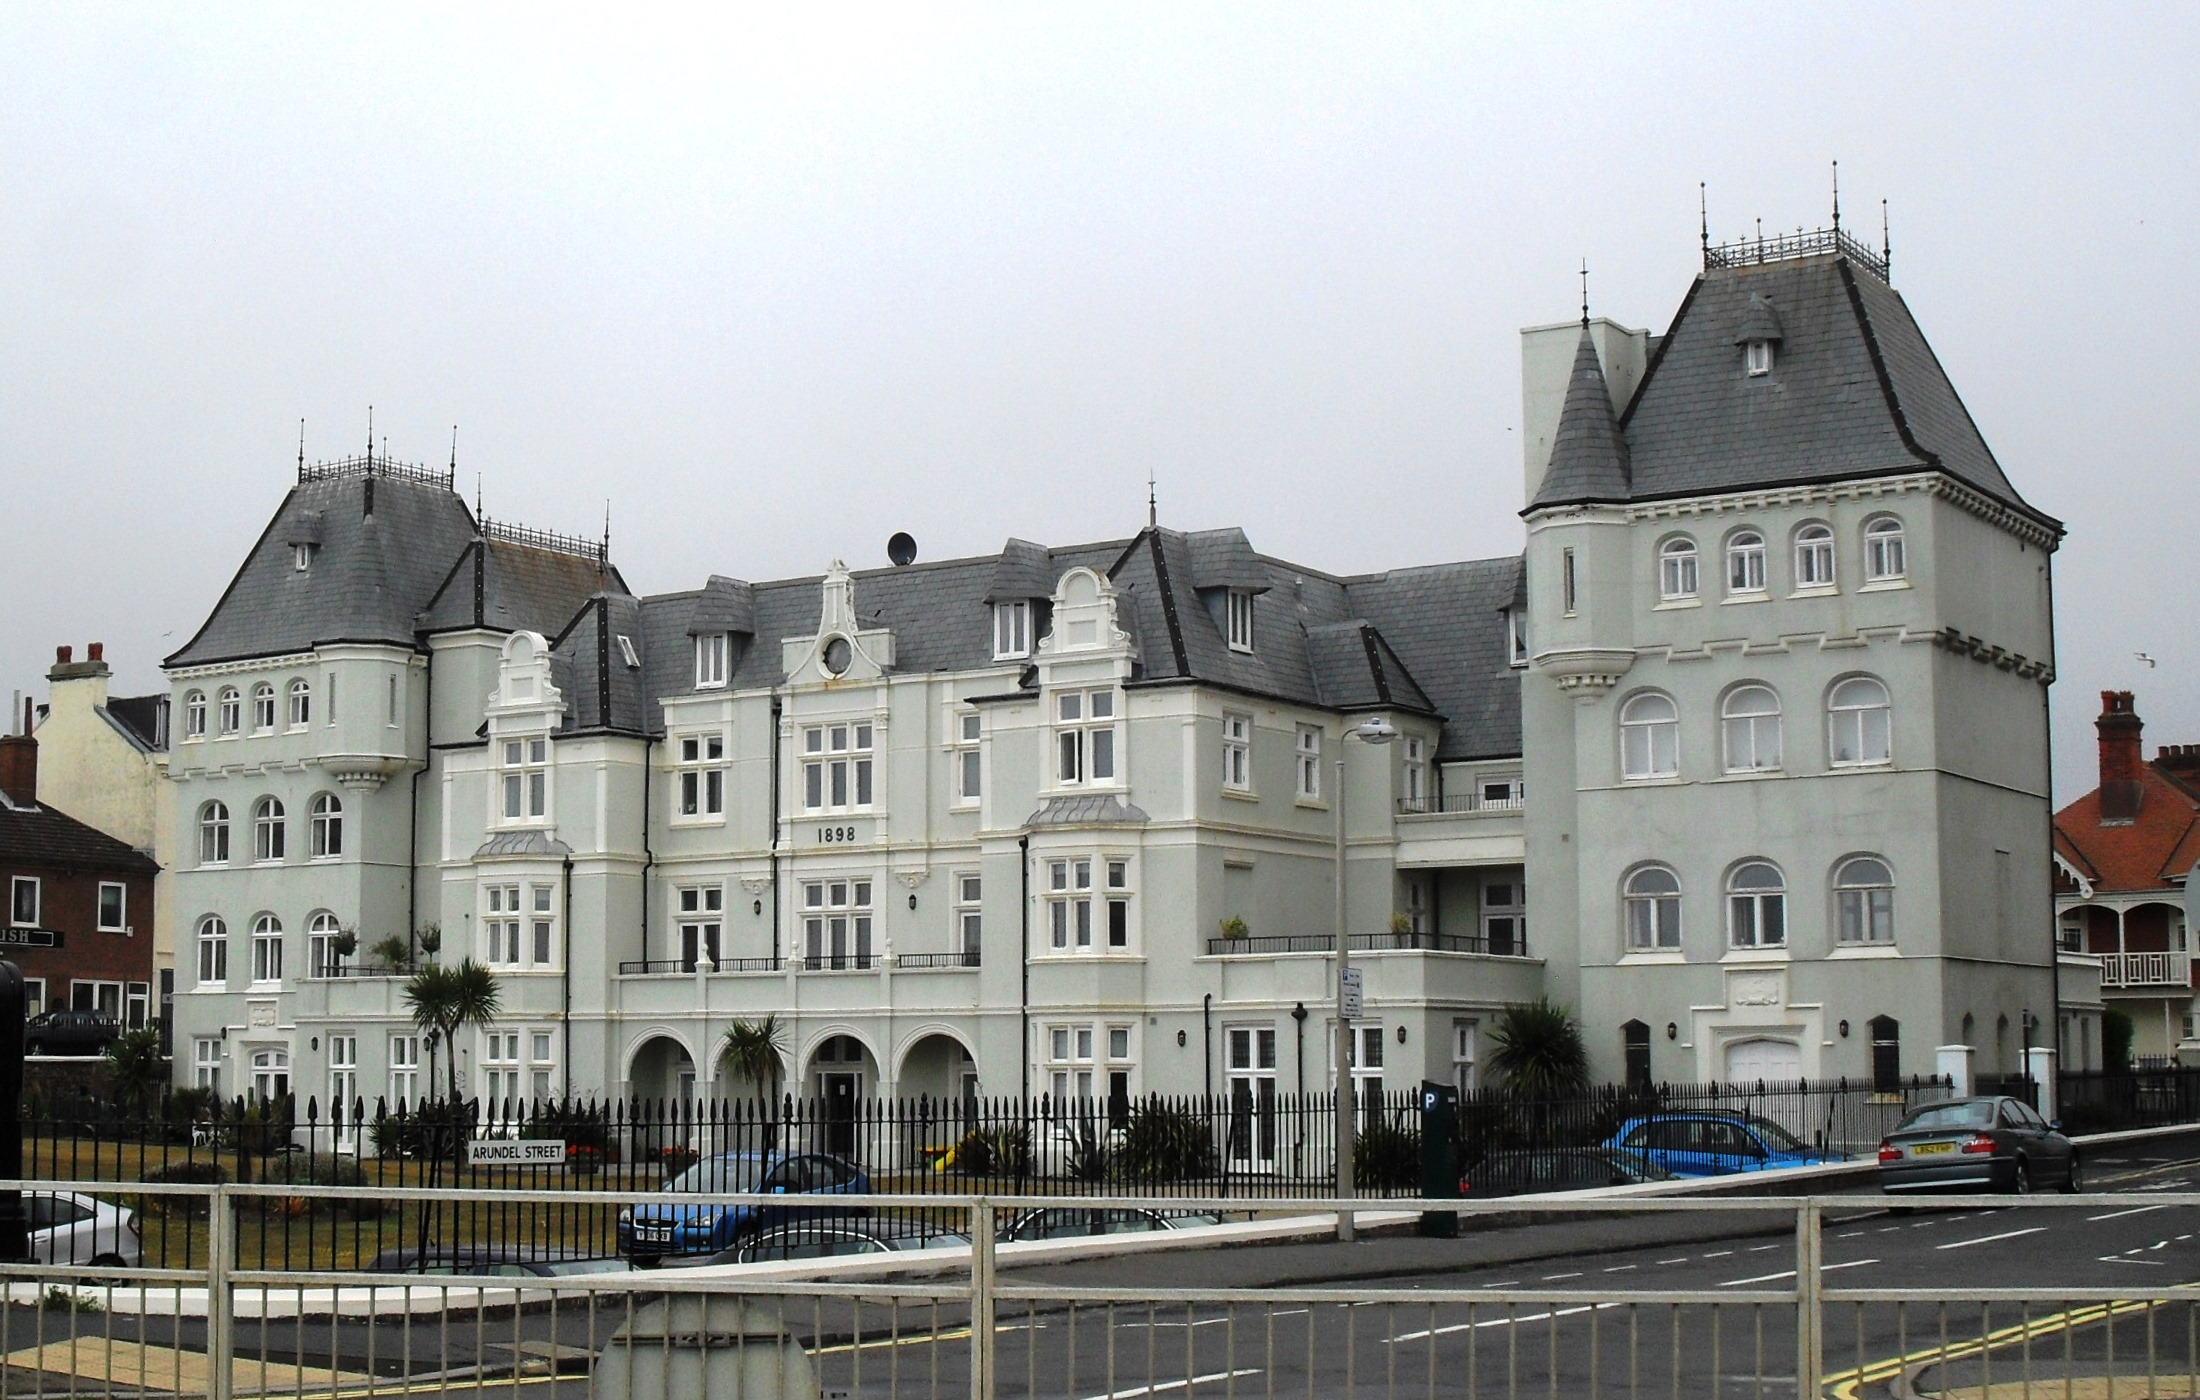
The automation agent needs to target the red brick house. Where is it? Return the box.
[2054,691,2200,1063]
[0,710,160,1027]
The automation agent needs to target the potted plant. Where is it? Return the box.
[329,928,359,972]
[1218,916,1249,941]
[369,935,411,972]
[1388,912,1416,936]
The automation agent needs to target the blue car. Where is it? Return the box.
[1603,1112,1838,1177]
[617,1151,870,1261]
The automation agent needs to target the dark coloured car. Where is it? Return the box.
[1459,1148,1674,1199]
[617,1151,871,1262]
[24,1009,121,1057]
[999,1207,1226,1242]
[366,1246,632,1277]
[1877,1096,2079,1195]
[1603,1112,1839,1177]
[730,1218,970,1264]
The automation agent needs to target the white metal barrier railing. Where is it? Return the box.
[2,1181,2197,1398]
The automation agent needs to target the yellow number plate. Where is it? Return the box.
[1911,1143,1954,1156]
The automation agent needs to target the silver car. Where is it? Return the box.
[1877,1096,2079,1195]
[24,1191,143,1267]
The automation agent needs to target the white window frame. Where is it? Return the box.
[955,873,982,963]
[1043,855,1133,954]
[1726,531,1767,595]
[217,687,241,736]
[1623,865,1683,951]
[1222,712,1252,794]
[1864,516,1907,582]
[308,912,347,978]
[389,1034,421,1108]
[1794,524,1836,589]
[694,632,728,689]
[1721,685,1783,773]
[183,691,207,740]
[954,710,983,805]
[253,796,285,862]
[1044,1022,1097,1103]
[677,884,723,970]
[1727,863,1788,950]
[310,793,343,858]
[1295,726,1322,801]
[96,881,126,933]
[251,682,277,734]
[1226,590,1255,653]
[287,678,311,729]
[1225,1024,1278,1168]
[1745,339,1773,376]
[1053,689,1120,788]
[1835,857,1896,944]
[482,1030,523,1122]
[1506,609,1528,667]
[676,732,728,821]
[500,736,550,824]
[993,601,1032,661]
[801,878,875,969]
[193,1038,223,1094]
[1828,676,1892,767]
[1619,692,1680,780]
[1401,736,1426,806]
[196,916,228,986]
[250,914,284,985]
[1658,537,1699,600]
[19,977,42,1018]
[484,882,558,971]
[199,801,230,864]
[9,876,39,927]
[328,1033,359,1147]
[1561,547,1578,616]
[802,722,876,813]
[530,1030,557,1103]
[1451,1020,1479,1094]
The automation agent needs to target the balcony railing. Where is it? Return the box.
[1204,931,1528,958]
[2098,950,2193,989]
[617,956,784,975]
[897,950,982,970]
[791,953,881,972]
[1395,791,1523,816]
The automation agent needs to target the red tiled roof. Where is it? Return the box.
[2054,763,2200,895]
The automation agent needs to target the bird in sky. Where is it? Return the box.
[2136,653,2157,668]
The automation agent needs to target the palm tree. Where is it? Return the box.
[104,1027,167,1117]
[721,1016,787,1151]
[404,958,503,1104]
[1487,997,1591,1100]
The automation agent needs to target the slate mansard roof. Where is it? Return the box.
[1530,245,2054,531]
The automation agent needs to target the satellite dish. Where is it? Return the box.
[887,532,918,567]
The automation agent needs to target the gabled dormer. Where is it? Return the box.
[783,560,895,687]
[984,539,1055,662]
[1186,528,1269,655]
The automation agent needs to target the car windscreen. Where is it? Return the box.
[666,1157,766,1193]
[1745,1119,1808,1152]
[1898,1101,1996,1132]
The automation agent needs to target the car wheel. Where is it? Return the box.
[2011,1159,2031,1195]
[2062,1154,2082,1194]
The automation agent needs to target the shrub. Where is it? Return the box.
[947,1126,1029,1178]
[1355,1118,1421,1191]
[142,1159,230,1219]
[261,1153,382,1217]
[370,1101,473,1163]
[1113,1102,1217,1184]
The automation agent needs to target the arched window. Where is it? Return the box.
[1726,531,1767,593]
[1619,693,1680,780]
[251,682,277,733]
[310,793,343,858]
[1794,524,1836,588]
[1864,517,1906,581]
[1836,857,1895,944]
[1622,1020,1653,1088]
[1828,677,1892,766]
[253,797,285,862]
[1868,1015,1900,1090]
[217,687,241,736]
[183,691,207,740]
[1658,538,1699,600]
[1727,862,1787,949]
[198,801,231,864]
[308,912,346,977]
[196,915,228,986]
[1624,866,1683,951]
[287,678,311,728]
[1721,685,1782,773]
[251,914,284,984]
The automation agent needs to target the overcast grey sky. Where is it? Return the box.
[3,5,2193,801]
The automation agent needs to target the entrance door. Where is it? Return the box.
[1724,1038,1802,1086]
[822,1072,859,1157]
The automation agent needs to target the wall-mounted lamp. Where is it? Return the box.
[1665,1023,1677,1041]
[309,1036,319,1052]
[1176,1030,1187,1048]
[1838,1019,1851,1039]
[1291,1002,1308,1024]
[753,899,763,916]
[908,894,918,911]
[1395,1025,1407,1045]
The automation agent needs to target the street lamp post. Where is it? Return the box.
[1334,715,1397,1242]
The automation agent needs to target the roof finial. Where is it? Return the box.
[474,472,483,525]
[1147,469,1157,530]
[1579,259,1590,327]
[1830,159,1841,234]
[1699,182,1709,262]
[1881,198,1891,274]
[365,405,373,467]
[601,499,612,569]
[297,419,306,475]
[448,424,458,475]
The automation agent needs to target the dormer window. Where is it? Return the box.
[1226,590,1255,653]
[616,635,640,670]
[294,543,317,571]
[1506,610,1528,668]
[993,601,1032,660]
[694,633,728,689]
[1744,339,1773,377]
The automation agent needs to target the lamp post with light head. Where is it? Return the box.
[1334,714,1397,1242]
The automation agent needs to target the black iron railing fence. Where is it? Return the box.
[1204,931,1528,957]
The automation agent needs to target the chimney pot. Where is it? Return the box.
[87,642,103,662]
[55,645,70,664]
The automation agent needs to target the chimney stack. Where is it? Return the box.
[0,699,35,806]
[2098,690,2144,822]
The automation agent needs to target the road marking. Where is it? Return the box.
[1079,1368,1262,1399]
[1654,1257,1688,1265]
[1390,1302,1620,1343]
[2100,1256,2167,1266]
[2088,1205,2168,1221]
[1936,1226,2047,1251]
[1121,1317,1231,1330]
[1603,1265,1636,1273]
[1822,1300,2161,1400]
[1541,1272,1583,1281]
[1700,1250,1734,1258]
[1835,1231,1863,1239]
[1747,1243,1779,1252]
[1477,1281,1520,1288]
[2152,1240,2170,1250]
[1719,1258,1876,1288]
